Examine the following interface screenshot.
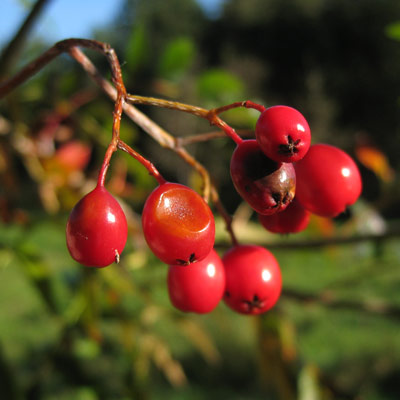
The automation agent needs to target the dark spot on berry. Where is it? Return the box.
[282,192,291,205]
[175,253,197,266]
[242,294,265,312]
[224,290,230,298]
[272,192,282,206]
[242,147,278,181]
[278,135,301,156]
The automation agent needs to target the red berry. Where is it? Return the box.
[256,105,311,163]
[66,185,128,267]
[223,245,282,315]
[167,249,225,314]
[258,198,310,234]
[55,141,91,171]
[230,140,296,215]
[294,143,362,217]
[142,182,215,265]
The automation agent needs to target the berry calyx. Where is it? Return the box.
[142,182,215,265]
[258,198,310,234]
[294,143,362,217]
[230,139,296,215]
[66,185,128,267]
[255,105,311,163]
[167,249,225,314]
[223,245,282,315]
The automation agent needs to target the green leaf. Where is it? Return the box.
[158,37,195,80]
[196,69,244,104]
[73,338,100,360]
[125,23,149,73]
[385,21,400,41]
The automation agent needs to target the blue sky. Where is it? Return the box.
[0,0,226,47]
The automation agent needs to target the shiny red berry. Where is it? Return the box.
[66,185,128,267]
[258,198,310,234]
[295,143,362,217]
[167,249,225,314]
[142,182,215,265]
[230,139,296,215]
[223,245,282,315]
[256,105,311,163]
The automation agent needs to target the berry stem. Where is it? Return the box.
[243,100,266,113]
[210,100,266,114]
[97,141,116,188]
[210,185,239,247]
[208,114,243,145]
[98,67,127,186]
[117,140,166,185]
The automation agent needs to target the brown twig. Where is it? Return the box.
[0,39,122,97]
[126,94,208,118]
[0,0,52,79]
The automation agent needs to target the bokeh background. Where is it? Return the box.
[1,0,400,399]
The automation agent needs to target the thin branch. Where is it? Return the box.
[176,129,254,146]
[126,93,244,145]
[264,227,400,250]
[0,0,52,79]
[282,288,400,321]
[0,39,119,97]
[126,94,208,118]
[210,185,239,246]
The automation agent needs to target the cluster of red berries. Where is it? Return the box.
[66,104,362,316]
[233,105,362,231]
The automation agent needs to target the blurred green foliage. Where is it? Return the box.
[1,0,400,399]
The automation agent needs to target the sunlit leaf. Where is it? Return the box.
[158,37,195,80]
[73,337,100,360]
[197,69,244,104]
[385,21,400,41]
[308,214,335,237]
[355,145,395,182]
